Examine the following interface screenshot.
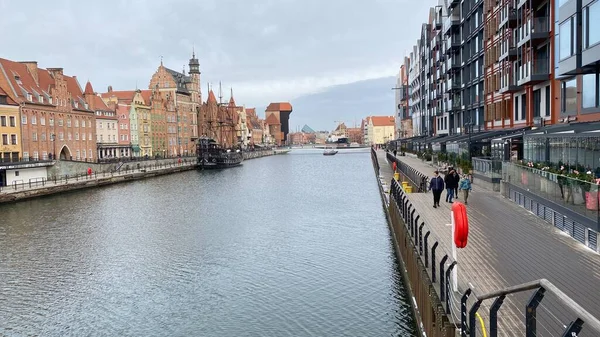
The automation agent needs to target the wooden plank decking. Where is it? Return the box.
[375,150,600,337]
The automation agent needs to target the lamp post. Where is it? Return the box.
[464,118,473,161]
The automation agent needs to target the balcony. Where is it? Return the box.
[517,58,550,86]
[445,37,461,54]
[499,38,518,61]
[517,17,550,48]
[444,14,460,35]
[449,0,460,9]
[499,68,522,93]
[446,79,461,92]
[447,58,461,72]
[499,9,518,29]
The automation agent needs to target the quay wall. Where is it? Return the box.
[371,149,455,337]
[1,150,275,204]
[0,162,197,204]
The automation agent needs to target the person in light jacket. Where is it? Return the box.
[429,170,445,208]
[459,174,472,205]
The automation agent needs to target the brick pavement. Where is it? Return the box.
[377,150,600,336]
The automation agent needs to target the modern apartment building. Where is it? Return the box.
[557,0,600,122]
[396,59,413,138]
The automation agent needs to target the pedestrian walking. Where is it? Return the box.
[459,174,472,205]
[429,170,445,208]
[444,169,458,203]
[453,169,460,198]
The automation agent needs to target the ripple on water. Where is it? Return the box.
[0,150,416,336]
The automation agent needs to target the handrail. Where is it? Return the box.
[462,278,600,337]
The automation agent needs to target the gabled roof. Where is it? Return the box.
[100,90,136,104]
[368,116,395,127]
[266,102,292,112]
[164,67,190,94]
[0,86,17,105]
[265,114,280,125]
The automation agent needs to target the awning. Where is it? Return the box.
[131,145,141,152]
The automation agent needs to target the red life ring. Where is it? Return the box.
[452,202,469,248]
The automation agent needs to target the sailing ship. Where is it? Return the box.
[196,136,243,169]
[196,83,244,169]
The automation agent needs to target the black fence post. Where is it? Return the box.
[525,287,546,337]
[469,299,483,337]
[445,261,457,314]
[424,231,431,267]
[418,222,425,255]
[489,295,506,337]
[439,254,449,301]
[413,214,419,237]
[561,318,584,337]
[410,209,416,235]
[431,242,439,283]
[461,289,472,337]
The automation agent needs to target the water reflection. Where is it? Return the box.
[0,149,416,336]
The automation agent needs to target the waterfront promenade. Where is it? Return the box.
[375,149,600,336]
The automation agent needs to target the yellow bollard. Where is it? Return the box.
[405,185,413,193]
[402,181,409,189]
[394,172,400,181]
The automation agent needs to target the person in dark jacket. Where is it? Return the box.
[429,170,445,208]
[453,170,461,198]
[444,170,458,203]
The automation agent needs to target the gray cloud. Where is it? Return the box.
[1,0,432,107]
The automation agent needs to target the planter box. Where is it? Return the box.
[585,191,600,210]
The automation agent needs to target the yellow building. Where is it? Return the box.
[0,88,21,162]
[365,116,396,146]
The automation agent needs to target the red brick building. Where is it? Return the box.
[0,58,97,161]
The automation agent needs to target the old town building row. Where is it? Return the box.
[0,54,293,164]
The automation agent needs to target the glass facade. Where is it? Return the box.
[559,16,575,60]
[582,73,598,108]
[561,78,577,113]
[524,135,600,170]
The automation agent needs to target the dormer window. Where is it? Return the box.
[39,96,43,103]
[74,101,79,108]
[15,75,22,85]
[27,93,32,101]
[49,97,53,104]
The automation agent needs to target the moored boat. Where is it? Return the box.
[197,136,243,169]
[323,149,338,156]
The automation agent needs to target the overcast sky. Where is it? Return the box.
[0,0,433,108]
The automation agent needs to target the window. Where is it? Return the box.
[533,89,541,118]
[32,132,38,141]
[49,118,54,126]
[0,116,5,127]
[21,116,27,124]
[81,120,85,128]
[99,122,103,129]
[9,116,15,127]
[68,132,72,141]
[582,73,599,108]
[33,151,39,160]
[75,132,79,140]
[42,151,48,160]
[76,150,81,160]
[83,149,86,158]
[583,1,600,49]
[41,133,46,141]
[59,132,64,141]
[521,93,526,120]
[67,119,71,127]
[58,119,63,127]
[31,115,37,124]
[89,149,92,160]
[40,117,45,125]
[561,78,577,113]
[75,119,79,128]
[82,133,86,140]
[11,134,17,145]
[559,16,575,60]
[23,152,29,160]
[2,134,7,145]
[88,133,92,140]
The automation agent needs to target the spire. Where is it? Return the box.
[218,81,222,104]
[84,80,94,95]
[160,55,163,66]
[192,45,195,58]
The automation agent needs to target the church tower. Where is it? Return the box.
[188,50,201,104]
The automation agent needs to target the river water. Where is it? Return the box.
[0,148,416,336]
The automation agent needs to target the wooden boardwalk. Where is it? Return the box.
[375,150,600,337]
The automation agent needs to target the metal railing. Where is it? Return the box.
[0,160,197,193]
[461,279,600,337]
[471,157,502,179]
[387,152,429,192]
[390,173,600,337]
